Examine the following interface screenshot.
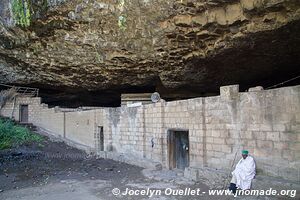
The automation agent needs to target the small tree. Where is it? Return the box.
[0,88,18,110]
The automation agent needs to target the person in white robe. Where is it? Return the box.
[230,150,256,190]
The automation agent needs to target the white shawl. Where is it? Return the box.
[232,155,256,190]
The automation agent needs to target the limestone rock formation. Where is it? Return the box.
[0,0,300,106]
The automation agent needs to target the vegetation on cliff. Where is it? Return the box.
[12,0,32,27]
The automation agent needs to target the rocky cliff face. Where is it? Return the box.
[0,0,300,106]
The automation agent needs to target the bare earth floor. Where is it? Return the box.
[0,136,298,200]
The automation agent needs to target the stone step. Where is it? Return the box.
[19,123,38,131]
[0,117,38,132]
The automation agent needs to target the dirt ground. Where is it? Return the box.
[0,135,298,200]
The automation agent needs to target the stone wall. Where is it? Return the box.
[0,98,102,151]
[64,109,104,147]
[0,96,41,122]
[100,85,300,182]
[1,85,299,181]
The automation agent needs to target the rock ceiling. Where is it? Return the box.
[0,0,300,106]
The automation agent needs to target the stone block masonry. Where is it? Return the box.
[1,85,299,181]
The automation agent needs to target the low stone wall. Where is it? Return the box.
[1,85,299,181]
[0,98,102,150]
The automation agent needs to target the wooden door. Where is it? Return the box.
[168,131,176,169]
[168,130,189,170]
[175,131,189,170]
[99,126,104,151]
[20,105,28,123]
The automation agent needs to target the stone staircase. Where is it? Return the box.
[0,116,38,132]
[18,122,38,132]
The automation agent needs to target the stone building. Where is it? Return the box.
[1,84,299,182]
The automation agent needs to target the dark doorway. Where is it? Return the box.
[19,105,28,123]
[97,126,104,151]
[168,130,189,170]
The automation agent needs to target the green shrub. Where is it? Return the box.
[0,118,43,150]
[12,0,31,27]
